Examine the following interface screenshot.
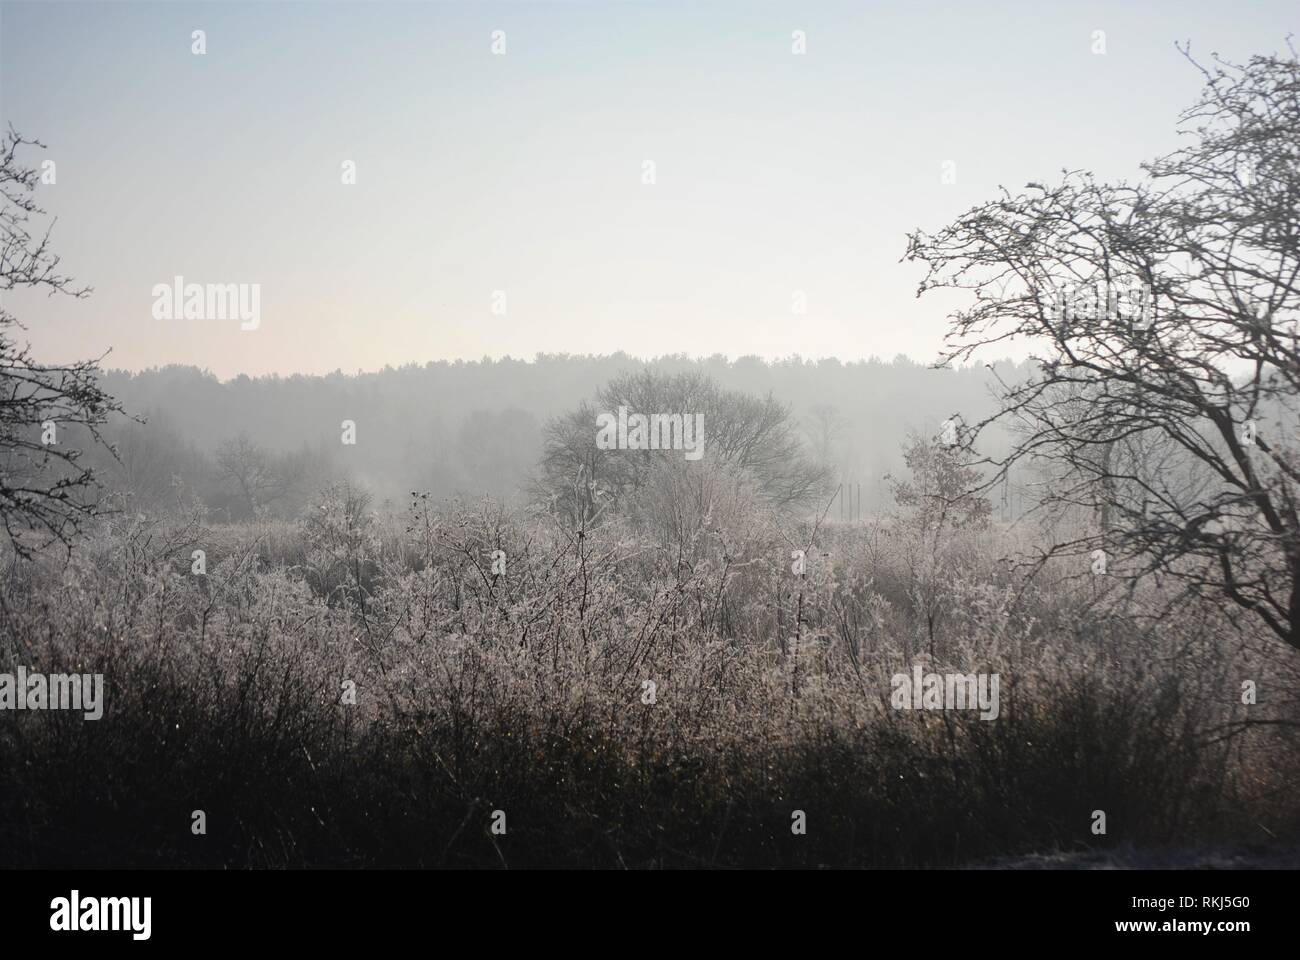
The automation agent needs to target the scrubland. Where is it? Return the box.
[1,468,1296,868]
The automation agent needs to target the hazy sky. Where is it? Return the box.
[1,1,1295,378]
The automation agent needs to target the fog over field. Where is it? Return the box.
[85,355,1032,518]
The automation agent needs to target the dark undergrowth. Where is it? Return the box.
[1,489,1297,867]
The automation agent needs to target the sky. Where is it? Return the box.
[0,0,1295,379]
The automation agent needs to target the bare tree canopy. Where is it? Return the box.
[906,43,1300,650]
[0,128,123,557]
[213,431,309,520]
[536,369,829,522]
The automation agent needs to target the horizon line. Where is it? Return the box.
[98,351,1035,384]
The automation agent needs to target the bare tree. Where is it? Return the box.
[536,370,829,523]
[0,128,124,557]
[805,403,848,470]
[214,432,303,519]
[905,43,1300,649]
[110,411,204,509]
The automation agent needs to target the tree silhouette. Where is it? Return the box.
[0,129,123,557]
[906,43,1300,649]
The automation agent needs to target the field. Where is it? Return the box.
[2,480,1296,868]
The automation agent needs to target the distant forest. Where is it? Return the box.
[89,354,1036,520]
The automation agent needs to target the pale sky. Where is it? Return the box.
[1,0,1295,378]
